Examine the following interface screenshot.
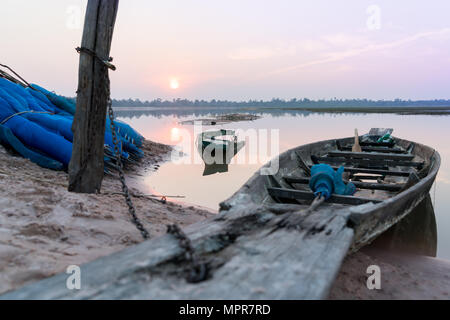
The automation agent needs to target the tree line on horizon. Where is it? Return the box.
[64,96,450,109]
[110,97,450,108]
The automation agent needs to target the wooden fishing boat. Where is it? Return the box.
[197,129,245,153]
[2,129,440,300]
[196,129,245,176]
[221,128,440,251]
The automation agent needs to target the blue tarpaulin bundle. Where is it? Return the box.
[0,77,144,171]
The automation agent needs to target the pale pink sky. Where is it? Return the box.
[2,0,450,100]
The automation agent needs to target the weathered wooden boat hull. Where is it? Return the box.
[1,135,439,300]
[220,135,440,251]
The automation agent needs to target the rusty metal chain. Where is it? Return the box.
[167,224,208,283]
[77,48,208,275]
[107,99,150,240]
[89,49,151,240]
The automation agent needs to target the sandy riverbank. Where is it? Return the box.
[1,139,449,299]
[329,247,450,299]
[0,140,214,295]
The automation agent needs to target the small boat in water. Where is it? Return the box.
[196,129,245,176]
[197,129,245,153]
[221,128,440,251]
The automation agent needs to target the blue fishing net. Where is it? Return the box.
[0,77,144,170]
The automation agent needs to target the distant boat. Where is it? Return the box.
[196,129,245,176]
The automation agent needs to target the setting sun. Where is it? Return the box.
[170,78,180,90]
[170,127,180,141]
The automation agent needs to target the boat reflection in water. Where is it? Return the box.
[371,194,438,257]
[196,130,245,176]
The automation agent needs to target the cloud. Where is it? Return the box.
[228,34,367,61]
[228,45,296,60]
[299,39,329,52]
[322,33,370,48]
[264,28,450,76]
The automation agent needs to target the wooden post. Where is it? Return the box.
[69,0,119,193]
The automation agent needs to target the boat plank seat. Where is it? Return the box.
[327,151,414,161]
[339,146,407,154]
[309,165,412,177]
[350,175,384,181]
[284,177,404,192]
[267,187,383,205]
[359,141,395,147]
[314,156,424,168]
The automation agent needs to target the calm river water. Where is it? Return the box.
[118,110,450,259]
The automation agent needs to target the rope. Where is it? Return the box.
[1,111,54,126]
[309,194,326,211]
[75,47,116,71]
[0,64,31,87]
[101,192,185,199]
[277,194,326,229]
[0,63,57,99]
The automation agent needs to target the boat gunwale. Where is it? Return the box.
[220,135,441,249]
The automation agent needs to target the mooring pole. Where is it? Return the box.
[69,0,119,193]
